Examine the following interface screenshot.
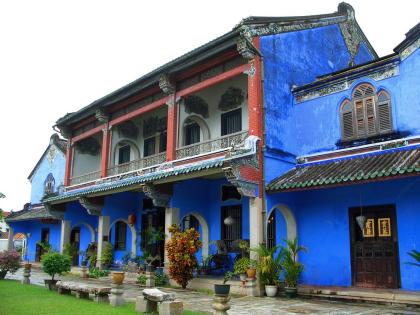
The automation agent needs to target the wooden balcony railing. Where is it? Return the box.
[176,130,248,159]
[69,170,101,186]
[107,152,167,177]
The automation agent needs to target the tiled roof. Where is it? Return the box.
[44,157,224,203]
[5,205,58,222]
[267,146,420,192]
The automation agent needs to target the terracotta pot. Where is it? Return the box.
[111,271,125,285]
[246,267,256,279]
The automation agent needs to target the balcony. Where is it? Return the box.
[70,170,101,186]
[107,152,167,177]
[176,130,248,160]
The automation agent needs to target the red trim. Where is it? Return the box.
[166,96,178,161]
[64,143,73,186]
[176,64,248,98]
[174,50,239,82]
[109,97,168,127]
[108,85,161,114]
[72,124,105,144]
[100,126,111,177]
[71,115,97,131]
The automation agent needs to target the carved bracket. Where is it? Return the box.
[237,36,256,60]
[141,183,171,207]
[223,164,258,197]
[159,74,175,95]
[78,197,103,216]
[95,108,109,124]
[44,203,65,220]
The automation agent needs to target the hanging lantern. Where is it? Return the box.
[128,214,136,226]
[224,216,235,226]
[356,215,367,231]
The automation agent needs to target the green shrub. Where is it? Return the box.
[101,242,113,268]
[407,250,420,267]
[155,273,169,286]
[137,274,147,285]
[88,253,97,270]
[63,243,78,258]
[41,252,71,280]
[233,257,251,275]
[88,267,109,278]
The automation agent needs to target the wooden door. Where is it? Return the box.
[70,228,80,266]
[349,205,400,289]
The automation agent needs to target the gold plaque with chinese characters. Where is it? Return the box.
[363,219,375,237]
[378,218,391,237]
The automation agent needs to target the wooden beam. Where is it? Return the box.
[71,124,105,144]
[176,64,248,98]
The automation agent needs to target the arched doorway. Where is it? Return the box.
[13,233,27,259]
[108,219,136,257]
[180,212,209,259]
[266,204,297,249]
[70,222,96,266]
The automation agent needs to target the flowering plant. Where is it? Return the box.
[165,224,202,289]
[0,250,21,279]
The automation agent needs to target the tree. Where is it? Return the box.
[166,224,201,289]
[41,252,71,280]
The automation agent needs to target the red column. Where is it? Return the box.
[100,125,111,177]
[166,95,178,161]
[247,38,263,138]
[64,141,73,186]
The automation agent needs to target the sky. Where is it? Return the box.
[0,0,418,211]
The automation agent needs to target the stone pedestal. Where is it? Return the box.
[110,284,125,306]
[146,271,155,288]
[135,296,157,313]
[211,295,230,315]
[75,291,89,299]
[81,266,88,278]
[21,265,31,285]
[159,300,183,315]
[246,278,258,297]
[94,294,109,303]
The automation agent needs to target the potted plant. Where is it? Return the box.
[281,238,307,298]
[201,254,213,275]
[234,257,250,281]
[252,244,283,297]
[0,250,21,280]
[407,249,420,267]
[111,271,125,285]
[41,252,71,290]
[214,271,233,296]
[101,242,114,269]
[247,259,257,279]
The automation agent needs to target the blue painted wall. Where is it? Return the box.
[30,145,66,204]
[10,220,61,262]
[266,176,420,290]
[171,178,250,266]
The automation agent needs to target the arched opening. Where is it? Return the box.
[70,222,96,266]
[180,212,209,259]
[182,115,210,146]
[266,204,297,249]
[112,139,140,166]
[108,219,136,258]
[13,233,27,259]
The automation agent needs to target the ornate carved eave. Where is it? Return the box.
[223,165,258,197]
[95,108,109,124]
[78,197,103,216]
[44,203,65,220]
[141,183,172,207]
[236,36,256,60]
[159,74,175,95]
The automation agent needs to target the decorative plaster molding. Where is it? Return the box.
[78,197,102,216]
[401,37,420,60]
[295,65,399,103]
[243,63,256,77]
[236,36,255,60]
[47,145,57,166]
[141,183,171,207]
[95,108,109,124]
[159,74,175,95]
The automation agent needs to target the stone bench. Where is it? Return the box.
[135,288,183,315]
[56,281,112,303]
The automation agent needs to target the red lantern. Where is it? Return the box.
[128,214,136,226]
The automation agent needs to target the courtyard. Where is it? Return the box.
[4,268,420,315]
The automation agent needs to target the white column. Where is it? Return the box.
[96,215,110,269]
[164,208,179,269]
[7,226,14,250]
[60,220,71,254]
[249,197,264,296]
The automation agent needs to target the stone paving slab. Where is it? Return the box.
[6,268,420,315]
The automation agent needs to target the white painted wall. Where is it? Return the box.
[178,75,248,147]
[72,133,102,176]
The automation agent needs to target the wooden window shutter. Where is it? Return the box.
[355,100,366,136]
[377,92,392,133]
[365,97,376,135]
[341,101,355,140]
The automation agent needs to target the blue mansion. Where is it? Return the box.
[6,3,419,292]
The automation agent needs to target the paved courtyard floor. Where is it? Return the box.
[6,268,420,315]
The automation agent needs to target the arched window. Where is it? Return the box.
[44,173,55,194]
[340,84,392,141]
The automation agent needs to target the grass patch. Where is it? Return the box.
[0,280,204,315]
